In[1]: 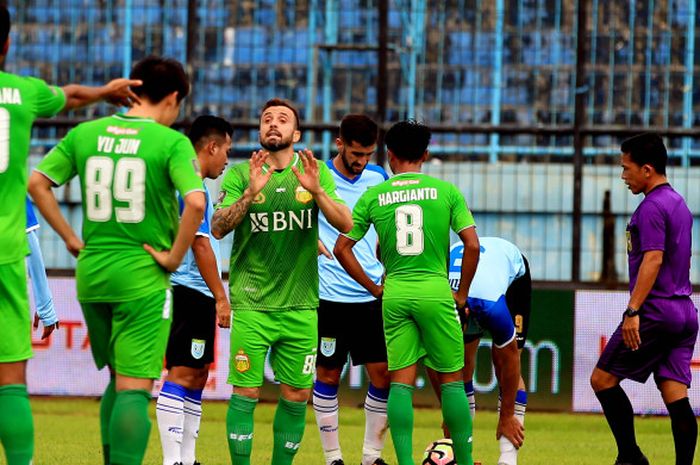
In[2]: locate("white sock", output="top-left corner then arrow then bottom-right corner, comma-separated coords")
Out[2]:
362,384 -> 389,465
181,388 -> 203,465
156,381 -> 186,465
465,380 -> 476,418
497,389 -> 527,465
313,380 -> 342,465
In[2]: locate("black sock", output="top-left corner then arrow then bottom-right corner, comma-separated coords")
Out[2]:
666,397 -> 697,465
595,385 -> 642,461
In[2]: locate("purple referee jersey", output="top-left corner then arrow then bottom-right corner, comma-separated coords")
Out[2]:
599,183 -> 698,386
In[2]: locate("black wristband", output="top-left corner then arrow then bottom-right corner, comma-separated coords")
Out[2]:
624,306 -> 639,317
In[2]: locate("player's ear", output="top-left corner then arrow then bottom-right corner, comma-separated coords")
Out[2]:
292,129 -> 301,143
335,137 -> 343,153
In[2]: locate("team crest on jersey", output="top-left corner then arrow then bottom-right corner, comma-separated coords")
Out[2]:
235,349 -> 251,372
320,337 -> 336,357
253,192 -> 266,204
295,186 -> 313,204
191,339 -> 206,360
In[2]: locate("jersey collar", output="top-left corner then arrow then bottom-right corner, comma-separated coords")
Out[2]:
327,158 -> 362,185
111,113 -> 156,123
262,152 -> 299,174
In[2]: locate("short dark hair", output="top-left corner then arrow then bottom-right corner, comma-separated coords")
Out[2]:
339,114 -> 378,147
0,6 -> 10,51
385,120 -> 431,162
129,56 -> 190,104
620,133 -> 667,175
260,98 -> 300,129
188,115 -> 233,150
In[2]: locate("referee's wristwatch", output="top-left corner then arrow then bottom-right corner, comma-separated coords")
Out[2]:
624,306 -> 639,318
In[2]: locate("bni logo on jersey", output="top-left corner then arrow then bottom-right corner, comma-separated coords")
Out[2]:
249,209 -> 313,233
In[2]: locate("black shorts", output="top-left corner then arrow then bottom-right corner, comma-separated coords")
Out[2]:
165,285 -> 217,369
505,255 -> 532,349
464,255 -> 532,349
317,299 -> 387,368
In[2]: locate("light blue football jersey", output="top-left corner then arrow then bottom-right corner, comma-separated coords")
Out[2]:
26,196 -> 39,232
448,236 -> 525,302
171,186 -> 222,298
318,160 -> 388,302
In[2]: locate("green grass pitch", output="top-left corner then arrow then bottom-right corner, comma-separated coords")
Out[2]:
12,397 -> 695,464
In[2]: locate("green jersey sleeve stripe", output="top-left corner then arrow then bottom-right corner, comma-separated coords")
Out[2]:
455,224 -> 476,234
181,187 -> 205,197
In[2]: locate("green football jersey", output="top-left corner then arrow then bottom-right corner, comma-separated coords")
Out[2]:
346,172 -> 475,300
35,114 -> 203,302
0,72 -> 65,264
218,153 -> 344,311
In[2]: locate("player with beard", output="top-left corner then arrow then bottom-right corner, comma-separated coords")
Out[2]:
212,98 -> 352,465
313,115 -> 391,465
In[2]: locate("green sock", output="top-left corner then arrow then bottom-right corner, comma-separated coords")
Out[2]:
109,389 -> 152,465
441,382 -> 473,465
387,383 -> 415,465
271,397 -> 307,465
99,377 -> 116,465
0,385 -> 33,465
227,394 -> 258,465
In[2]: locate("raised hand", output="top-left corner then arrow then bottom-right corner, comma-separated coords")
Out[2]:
291,148 -> 322,195
103,78 -> 143,107
249,150 -> 273,196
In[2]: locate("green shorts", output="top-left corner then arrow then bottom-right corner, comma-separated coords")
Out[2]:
383,298 -> 464,372
0,259 -> 31,363
80,288 -> 172,379
229,309 -> 317,389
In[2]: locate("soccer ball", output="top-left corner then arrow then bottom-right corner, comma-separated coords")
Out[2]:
421,438 -> 456,465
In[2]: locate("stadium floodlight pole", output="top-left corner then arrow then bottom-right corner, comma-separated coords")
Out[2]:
376,0 -> 388,166
571,0 -> 589,283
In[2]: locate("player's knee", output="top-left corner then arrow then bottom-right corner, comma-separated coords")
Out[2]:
233,386 -> 260,400
280,384 -> 311,403
314,366 -> 342,385
590,368 -> 616,392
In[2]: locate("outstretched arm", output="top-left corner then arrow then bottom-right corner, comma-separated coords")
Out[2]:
62,78 -> 143,110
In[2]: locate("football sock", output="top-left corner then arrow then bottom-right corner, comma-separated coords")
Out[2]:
362,383 -> 390,465
313,380 -> 342,465
156,381 -> 186,465
464,380 -> 476,418
182,388 -> 203,465
595,385 -> 643,461
497,389 -> 527,465
109,389 -> 152,465
0,384 -> 33,465
227,393 -> 257,465
387,382 -> 415,465
100,377 -> 117,465
666,397 -> 697,465
441,382 -> 474,465
271,397 -> 308,465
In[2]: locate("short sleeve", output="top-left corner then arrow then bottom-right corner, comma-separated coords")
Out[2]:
636,201 -> 666,252
168,136 -> 204,197
450,185 -> 476,233
319,162 -> 345,205
344,190 -> 372,242
217,163 -> 246,209
34,129 -> 78,186
28,77 -> 66,117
